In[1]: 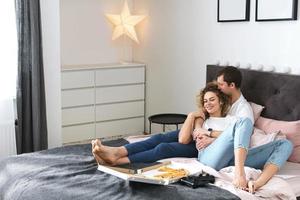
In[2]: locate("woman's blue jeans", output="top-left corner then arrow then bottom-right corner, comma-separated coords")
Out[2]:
124,130 -> 198,163
198,118 -> 293,171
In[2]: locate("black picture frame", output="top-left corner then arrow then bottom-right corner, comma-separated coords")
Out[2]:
217,0 -> 250,22
256,0 -> 298,21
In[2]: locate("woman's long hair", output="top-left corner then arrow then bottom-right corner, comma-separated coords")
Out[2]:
196,82 -> 231,119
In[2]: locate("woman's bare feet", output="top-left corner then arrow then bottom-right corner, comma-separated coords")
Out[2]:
247,179 -> 263,194
91,139 -> 123,165
247,180 -> 257,194
233,173 -> 247,190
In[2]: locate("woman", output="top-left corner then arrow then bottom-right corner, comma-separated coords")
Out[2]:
92,82 -> 293,193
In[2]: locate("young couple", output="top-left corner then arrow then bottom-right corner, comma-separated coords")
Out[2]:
92,66 -> 293,194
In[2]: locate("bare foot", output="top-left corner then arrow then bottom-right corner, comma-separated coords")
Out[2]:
92,152 -> 107,165
91,139 -> 121,165
233,173 -> 247,190
91,140 -> 107,165
247,180 -> 256,194
247,180 -> 262,194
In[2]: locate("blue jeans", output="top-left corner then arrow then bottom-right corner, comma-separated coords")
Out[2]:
233,139 -> 293,170
124,130 -> 198,163
198,118 -> 293,171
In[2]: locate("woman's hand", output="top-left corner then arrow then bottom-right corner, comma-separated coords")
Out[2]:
195,135 -> 215,150
192,128 -> 208,140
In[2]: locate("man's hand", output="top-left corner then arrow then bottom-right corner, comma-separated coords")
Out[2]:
195,135 -> 215,150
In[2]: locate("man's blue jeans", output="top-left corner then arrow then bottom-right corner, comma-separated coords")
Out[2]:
198,118 -> 293,170
124,130 -> 198,163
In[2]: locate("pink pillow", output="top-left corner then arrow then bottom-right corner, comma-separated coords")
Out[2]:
255,116 -> 300,163
249,102 -> 264,122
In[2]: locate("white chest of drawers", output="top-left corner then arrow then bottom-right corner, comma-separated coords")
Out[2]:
61,63 -> 145,143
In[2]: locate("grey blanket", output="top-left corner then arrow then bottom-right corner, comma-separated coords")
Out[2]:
0,139 -> 240,200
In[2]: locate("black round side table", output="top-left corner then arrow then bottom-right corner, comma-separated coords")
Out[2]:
148,113 -> 187,134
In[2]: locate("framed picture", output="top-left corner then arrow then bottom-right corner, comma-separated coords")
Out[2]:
217,0 -> 250,22
256,0 -> 298,21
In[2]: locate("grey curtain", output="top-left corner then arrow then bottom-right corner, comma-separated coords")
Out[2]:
15,0 -> 48,154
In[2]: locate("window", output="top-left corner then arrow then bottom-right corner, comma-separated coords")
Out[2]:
0,1 -> 17,157
0,1 -> 17,100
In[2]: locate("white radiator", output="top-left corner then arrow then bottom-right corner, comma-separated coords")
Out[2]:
0,99 -> 17,158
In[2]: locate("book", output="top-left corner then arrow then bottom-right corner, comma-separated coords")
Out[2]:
106,161 -> 171,174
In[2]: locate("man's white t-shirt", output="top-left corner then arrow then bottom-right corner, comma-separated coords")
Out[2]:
202,115 -> 238,131
228,94 -> 254,124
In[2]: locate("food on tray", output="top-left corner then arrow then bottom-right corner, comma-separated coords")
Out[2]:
154,166 -> 189,179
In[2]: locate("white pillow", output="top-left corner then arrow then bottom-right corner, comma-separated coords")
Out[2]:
249,102 -> 264,122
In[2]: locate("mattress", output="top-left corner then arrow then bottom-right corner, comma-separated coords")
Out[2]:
277,162 -> 300,197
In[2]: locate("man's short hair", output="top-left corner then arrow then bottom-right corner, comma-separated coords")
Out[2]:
216,66 -> 242,88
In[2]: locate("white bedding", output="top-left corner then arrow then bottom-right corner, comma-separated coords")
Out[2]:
277,162 -> 300,197
126,135 -> 300,199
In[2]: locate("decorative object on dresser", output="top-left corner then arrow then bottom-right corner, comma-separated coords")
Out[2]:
61,63 -> 145,144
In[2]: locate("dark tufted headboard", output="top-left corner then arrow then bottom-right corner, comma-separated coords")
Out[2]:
206,65 -> 300,121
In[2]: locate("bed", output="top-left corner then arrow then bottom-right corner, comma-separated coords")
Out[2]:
0,64 -> 299,200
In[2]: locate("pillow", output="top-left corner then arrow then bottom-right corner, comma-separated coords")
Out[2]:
255,116 -> 300,163
249,102 -> 264,122
250,127 -> 286,148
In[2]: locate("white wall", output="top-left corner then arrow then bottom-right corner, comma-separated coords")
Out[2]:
59,0 -> 300,133
133,0 -> 300,131
133,0 -> 203,116
40,0 -> 62,148
60,0 -> 133,65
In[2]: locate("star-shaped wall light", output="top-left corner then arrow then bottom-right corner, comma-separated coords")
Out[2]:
105,0 -> 146,44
